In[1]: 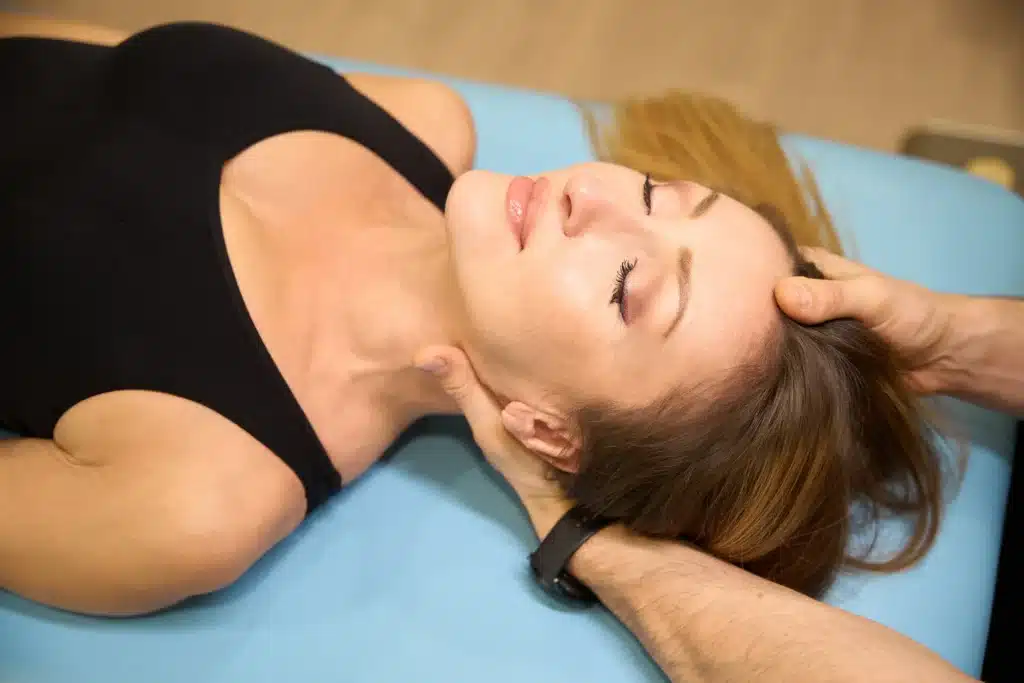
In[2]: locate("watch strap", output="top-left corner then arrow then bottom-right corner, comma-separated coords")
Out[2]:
529,504 -> 613,605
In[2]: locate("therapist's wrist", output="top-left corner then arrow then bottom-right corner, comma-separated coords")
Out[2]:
519,493 -> 653,581
518,492 -> 575,540
929,293 -> 985,396
519,492 -> 669,599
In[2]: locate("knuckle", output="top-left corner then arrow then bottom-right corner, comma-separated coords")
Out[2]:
822,293 -> 846,318
442,381 -> 465,400
817,281 -> 845,312
440,373 -> 469,399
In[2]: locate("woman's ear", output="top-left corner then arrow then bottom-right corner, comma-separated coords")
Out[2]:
500,401 -> 581,473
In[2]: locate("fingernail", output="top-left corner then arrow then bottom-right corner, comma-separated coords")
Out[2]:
417,358 -> 447,376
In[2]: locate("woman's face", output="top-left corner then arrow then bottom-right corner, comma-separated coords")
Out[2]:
443,162 -> 794,415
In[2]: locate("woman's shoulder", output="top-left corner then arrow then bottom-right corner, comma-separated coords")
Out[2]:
0,12 -> 125,45
344,73 -> 477,177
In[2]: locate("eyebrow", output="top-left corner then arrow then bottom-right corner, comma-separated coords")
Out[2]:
656,186 -> 718,339
691,190 -> 721,218
663,247 -> 693,339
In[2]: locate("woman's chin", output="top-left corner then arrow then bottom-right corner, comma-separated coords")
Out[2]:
445,171 -> 520,258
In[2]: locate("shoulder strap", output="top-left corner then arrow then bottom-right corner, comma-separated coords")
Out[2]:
109,21 -> 455,212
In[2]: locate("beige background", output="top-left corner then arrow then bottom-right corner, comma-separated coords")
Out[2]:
11,0 -> 1024,152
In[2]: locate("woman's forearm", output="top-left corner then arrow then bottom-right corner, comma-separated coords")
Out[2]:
559,523 -> 975,683
943,295 -> 1024,417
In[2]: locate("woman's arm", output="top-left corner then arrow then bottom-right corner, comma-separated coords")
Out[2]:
343,73 -> 477,176
0,12 -> 126,45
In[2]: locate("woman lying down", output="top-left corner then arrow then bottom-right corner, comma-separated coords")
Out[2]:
0,16 -> 956,616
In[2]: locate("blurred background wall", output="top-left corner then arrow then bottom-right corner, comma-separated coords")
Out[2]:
10,0 -> 1024,153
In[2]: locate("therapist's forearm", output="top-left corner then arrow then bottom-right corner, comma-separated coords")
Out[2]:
551,522 -> 975,683
942,295 -> 1024,417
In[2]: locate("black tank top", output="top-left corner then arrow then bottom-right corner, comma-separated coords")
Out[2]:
0,22 -> 455,513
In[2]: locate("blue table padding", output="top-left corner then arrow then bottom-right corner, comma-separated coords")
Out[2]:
1,55 -> 1022,683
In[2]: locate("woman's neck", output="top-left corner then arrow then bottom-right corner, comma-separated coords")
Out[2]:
314,216 -> 466,425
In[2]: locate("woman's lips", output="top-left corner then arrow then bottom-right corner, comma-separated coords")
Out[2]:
507,176 -> 550,250
506,176 -> 535,249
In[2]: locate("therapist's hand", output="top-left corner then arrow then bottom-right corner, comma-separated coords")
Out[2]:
415,346 -> 573,537
774,247 -> 965,394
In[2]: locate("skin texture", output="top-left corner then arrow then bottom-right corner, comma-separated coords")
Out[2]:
417,248 -> 1024,683
4,13 -> 1010,683
418,329 -> 987,683
0,14 -> 476,615
444,164 -> 794,470
777,248 -> 1024,417
0,13 -> 790,621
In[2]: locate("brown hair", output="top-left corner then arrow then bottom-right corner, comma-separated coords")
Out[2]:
570,92 -> 961,597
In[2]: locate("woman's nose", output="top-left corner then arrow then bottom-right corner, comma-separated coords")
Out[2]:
561,174 -> 621,238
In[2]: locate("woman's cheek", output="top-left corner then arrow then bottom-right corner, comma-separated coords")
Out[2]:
545,265 -> 603,325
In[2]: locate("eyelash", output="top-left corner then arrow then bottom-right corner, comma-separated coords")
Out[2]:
610,258 -> 638,321
642,173 -> 654,215
607,175 -> 653,323
606,172 -> 655,321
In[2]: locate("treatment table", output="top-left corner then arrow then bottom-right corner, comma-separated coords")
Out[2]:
1,54 -> 1022,683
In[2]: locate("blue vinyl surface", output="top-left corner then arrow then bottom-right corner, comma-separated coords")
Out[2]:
1,55 -> 1022,682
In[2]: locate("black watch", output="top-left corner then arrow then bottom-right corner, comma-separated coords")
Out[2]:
529,504 -> 613,605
